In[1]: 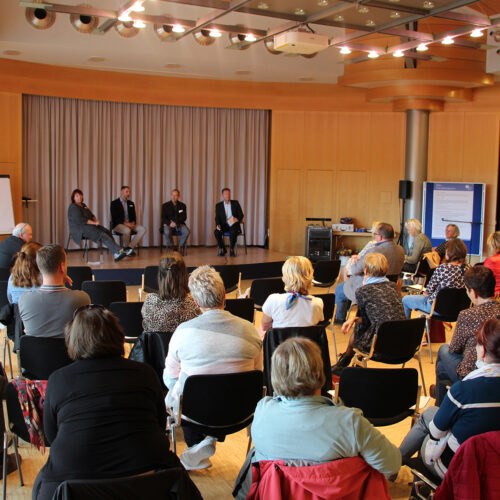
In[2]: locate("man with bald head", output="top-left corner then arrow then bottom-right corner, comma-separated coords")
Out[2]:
0,222 -> 33,268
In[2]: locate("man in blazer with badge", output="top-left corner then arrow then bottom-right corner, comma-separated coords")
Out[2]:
110,186 -> 146,252
214,188 -> 244,257
161,189 -> 190,254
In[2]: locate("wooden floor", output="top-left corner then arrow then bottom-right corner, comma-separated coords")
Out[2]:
1,277 -> 442,499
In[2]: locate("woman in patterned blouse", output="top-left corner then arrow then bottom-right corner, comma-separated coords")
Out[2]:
141,252 -> 199,332
402,238 -> 468,319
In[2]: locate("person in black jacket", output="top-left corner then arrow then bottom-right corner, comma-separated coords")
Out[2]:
0,223 -> 33,268
214,188 -> 244,257
110,186 -> 146,252
32,305 -> 180,500
161,189 -> 190,254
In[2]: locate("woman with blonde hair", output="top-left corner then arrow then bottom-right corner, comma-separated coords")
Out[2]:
7,241 -> 42,304
484,231 -> 500,296
260,256 -> 323,335
402,218 -> 431,273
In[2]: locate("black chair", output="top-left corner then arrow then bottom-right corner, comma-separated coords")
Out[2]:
19,336 -> 73,380
169,371 -> 264,455
224,298 -> 255,323
312,260 -> 341,293
404,258 -> 436,294
0,281 -> 14,378
0,268 -> 10,281
66,266 -> 93,291
335,367 -> 421,426
65,235 -> 103,263
351,318 -> 428,395
139,266 -> 159,300
386,274 -> 399,284
214,264 -> 240,295
111,222 -> 140,256
313,293 -> 337,362
109,301 -> 143,343
52,467 -> 203,500
217,222 -> 248,256
81,280 -> 126,308
263,326 -> 332,396
249,277 -> 285,309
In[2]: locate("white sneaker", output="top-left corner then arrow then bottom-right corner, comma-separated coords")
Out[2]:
180,436 -> 216,470
180,457 -> 212,471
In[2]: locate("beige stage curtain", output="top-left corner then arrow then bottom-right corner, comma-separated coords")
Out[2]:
22,95 -> 269,247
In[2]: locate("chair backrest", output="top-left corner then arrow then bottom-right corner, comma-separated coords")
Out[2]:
182,371 -> 263,428
263,326 -> 332,396
0,279 -> 8,308
313,293 -> 335,325
143,266 -> 159,293
19,336 -> 73,380
224,298 -> 255,323
371,318 -> 426,364
386,274 -> 399,284
109,301 -> 144,339
81,280 -> 127,308
249,278 -> 285,307
338,367 -> 418,426
0,267 -> 11,281
67,266 -> 93,291
213,264 -> 240,293
313,260 -> 341,286
434,287 -> 471,321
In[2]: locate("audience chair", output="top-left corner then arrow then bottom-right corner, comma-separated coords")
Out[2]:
334,367 -> 421,427
139,266 -> 159,301
218,222 -> 247,256
213,265 -> 241,296
109,301 -> 143,343
351,318 -> 428,396
52,467 -> 203,500
65,235 -> 103,263
0,281 -> 14,379
224,298 -> 255,323
66,266 -> 93,291
420,288 -> 471,364
313,293 -> 337,362
263,326 -> 332,397
159,227 -> 187,255
81,280 -> 126,308
168,371 -> 264,455
0,268 -> 10,281
19,336 -> 73,380
403,258 -> 435,294
312,260 -> 341,293
249,277 -> 285,310
111,222 -> 140,256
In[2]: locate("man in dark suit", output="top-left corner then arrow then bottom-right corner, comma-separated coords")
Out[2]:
110,186 -> 146,252
161,189 -> 190,254
214,188 -> 244,257
0,222 -> 33,268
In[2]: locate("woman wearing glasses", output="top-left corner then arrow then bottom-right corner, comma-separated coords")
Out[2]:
33,305 -> 180,500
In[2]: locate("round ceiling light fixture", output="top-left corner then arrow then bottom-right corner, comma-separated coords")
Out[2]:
114,20 -> 139,38
25,3 -> 56,30
193,29 -> 217,46
70,5 -> 99,34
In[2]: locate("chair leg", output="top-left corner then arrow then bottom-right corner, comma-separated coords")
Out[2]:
167,416 -> 176,455
330,324 -> 338,363
83,239 -> 89,263
2,432 -> 7,500
243,230 -> 248,255
3,337 -> 13,380
416,352 -> 428,396
12,435 -> 23,486
246,426 -> 252,455
425,318 -> 434,364
65,235 -> 71,253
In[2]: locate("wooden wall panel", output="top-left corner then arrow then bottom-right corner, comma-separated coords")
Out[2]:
305,170 -> 335,219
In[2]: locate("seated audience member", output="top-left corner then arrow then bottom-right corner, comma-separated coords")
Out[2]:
18,244 -> 90,338
399,318 -> 500,479
433,266 -> 500,405
33,306 -> 179,500
434,224 -> 460,261
343,220 -> 380,280
402,238 -> 468,319
402,218 -> 432,273
335,222 -> 404,322
0,223 -> 33,268
235,337 -> 401,498
7,241 -> 42,304
484,231 -> 500,296
332,253 -> 406,375
141,251 -> 199,333
163,265 -> 262,470
260,256 -> 323,337
67,189 -> 130,262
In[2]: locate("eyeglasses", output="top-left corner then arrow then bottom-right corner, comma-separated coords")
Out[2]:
373,232 -> 381,236
73,303 -> 105,319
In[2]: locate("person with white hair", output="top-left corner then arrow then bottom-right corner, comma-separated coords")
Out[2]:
163,265 -> 262,471
402,218 -> 431,273
0,222 -> 33,268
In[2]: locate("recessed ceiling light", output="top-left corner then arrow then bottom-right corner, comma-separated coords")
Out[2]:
389,0 -> 400,3
299,76 -> 315,81
235,70 -> 252,75
294,8 -> 306,16
393,50 -> 404,57
334,15 -> 344,22
257,2 -> 269,9
317,0 -> 329,6
165,63 -> 182,69
340,46 -> 351,54
416,43 -> 428,51
366,20 -> 376,27
423,1 -> 435,9
470,29 -> 484,38
133,19 -> 146,28
245,33 -> 257,42
390,11 -> 400,18
172,24 -> 185,33
3,50 -> 21,56
88,56 -> 106,62
368,51 -> 379,58
442,36 -> 454,45
358,6 -> 369,13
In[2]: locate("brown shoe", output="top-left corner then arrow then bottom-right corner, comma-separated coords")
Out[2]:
429,384 -> 436,399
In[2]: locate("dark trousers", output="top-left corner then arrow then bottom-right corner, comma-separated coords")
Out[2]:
214,223 -> 240,250
182,425 -> 205,448
81,225 -> 121,255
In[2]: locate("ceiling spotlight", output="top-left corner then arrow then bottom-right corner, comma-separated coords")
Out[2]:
118,12 -> 131,22
70,4 -> 99,34
257,2 -> 269,9
416,43 -> 428,51
131,1 -> 144,12
209,29 -> 222,37
368,51 -> 379,58
3,50 -> 22,56
133,19 -> 146,28
423,0 -> 435,9
294,8 -> 306,15
393,50 -> 404,57
340,46 -> 351,54
442,36 -> 454,45
366,20 -> 376,27
172,24 -> 185,33
317,0 -> 329,6
193,29 -> 216,45
390,11 -> 400,18
115,21 -> 139,38
25,6 -> 56,30
358,6 -> 369,13
334,15 -> 344,22
470,28 -> 484,38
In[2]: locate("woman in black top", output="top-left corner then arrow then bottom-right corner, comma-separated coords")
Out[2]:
33,305 -> 179,500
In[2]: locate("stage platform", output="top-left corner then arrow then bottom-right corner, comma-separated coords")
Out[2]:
67,246 -> 290,285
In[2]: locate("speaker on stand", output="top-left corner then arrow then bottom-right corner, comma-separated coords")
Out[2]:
398,180 -> 412,248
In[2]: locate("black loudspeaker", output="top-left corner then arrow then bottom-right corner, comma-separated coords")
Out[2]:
399,180 -> 412,200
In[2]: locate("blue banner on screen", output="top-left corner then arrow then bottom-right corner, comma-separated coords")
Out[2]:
422,182 -> 485,256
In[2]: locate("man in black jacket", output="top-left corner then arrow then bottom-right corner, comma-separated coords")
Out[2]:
110,186 -> 146,252
214,188 -> 244,257
0,222 -> 33,268
161,189 -> 190,254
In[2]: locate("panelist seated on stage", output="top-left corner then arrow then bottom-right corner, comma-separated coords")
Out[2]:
214,188 -> 244,257
110,185 -> 146,253
161,189 -> 190,253
68,189 -> 131,262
